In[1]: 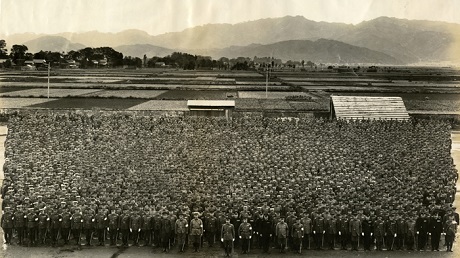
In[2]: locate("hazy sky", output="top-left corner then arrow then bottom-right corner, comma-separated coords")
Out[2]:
1,0 -> 459,36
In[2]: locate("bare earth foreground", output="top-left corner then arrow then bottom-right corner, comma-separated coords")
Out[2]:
0,126 -> 458,257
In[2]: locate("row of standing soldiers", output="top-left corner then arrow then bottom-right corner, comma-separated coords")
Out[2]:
2,206 -> 459,253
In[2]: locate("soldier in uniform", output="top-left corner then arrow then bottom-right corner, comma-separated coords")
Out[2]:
107,209 -> 119,246
221,218 -> 235,257
119,209 -> 131,247
337,214 -> 350,250
259,212 -> 272,253
61,208 -> 72,245
312,213 -> 325,250
361,216 -> 373,251
159,211 -> 172,252
95,210 -> 108,246
325,213 -> 336,250
349,214 -> 361,251
153,211 -> 162,247
291,217 -> 304,253
275,217 -> 289,253
82,209 -> 94,246
141,210 -> 153,246
49,208 -> 62,246
416,212 -> 430,251
13,205 -> 26,245
175,213 -> 188,252
71,209 -> 83,245
374,216 -> 385,251
26,207 -> 38,246
238,217 -> 252,254
37,208 -> 49,245
444,216 -> 457,252
395,214 -> 405,250
429,213 -> 443,251
405,216 -> 416,250
1,207 -> 14,244
300,213 -> 312,250
205,212 -> 218,247
385,215 -> 397,251
190,212 -> 203,252
130,211 -> 142,246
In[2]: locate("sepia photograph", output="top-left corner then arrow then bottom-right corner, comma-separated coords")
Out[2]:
0,0 -> 459,257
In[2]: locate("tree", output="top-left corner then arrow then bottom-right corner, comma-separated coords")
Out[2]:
10,44 -> 28,62
0,39 -> 8,58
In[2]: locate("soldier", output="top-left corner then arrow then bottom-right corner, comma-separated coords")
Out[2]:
119,209 -> 131,247
291,217 -> 304,254
374,216 -> 385,251
190,212 -> 203,252
385,215 -> 397,251
107,209 -> 119,246
300,213 -> 312,250
337,214 -> 350,250
61,208 -> 72,245
153,211 -> 162,248
416,212 -> 430,251
95,210 -> 108,246
130,211 -> 142,246
429,213 -> 443,251
221,218 -> 235,257
1,207 -> 14,244
82,210 -> 94,246
349,214 -> 361,251
395,214 -> 405,250
405,216 -> 416,250
275,217 -> 289,253
259,212 -> 272,253
26,207 -> 38,246
312,213 -> 325,250
141,210 -> 153,246
49,208 -> 62,246
238,217 -> 252,254
324,213 -> 336,250
37,208 -> 49,245
231,211 -> 241,248
13,205 -> 26,245
71,209 -> 83,245
205,212 -> 218,247
362,216 -> 373,251
444,216 -> 457,252
175,213 -> 188,252
159,211 -> 172,252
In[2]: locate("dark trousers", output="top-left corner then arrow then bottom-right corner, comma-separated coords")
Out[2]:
405,234 -> 415,250
261,235 -> 270,252
97,229 -> 105,245
302,234 -> 310,249
61,228 -> 70,244
142,229 -> 151,245
207,231 -> 216,247
278,237 -> 286,251
3,228 -> 13,244
326,233 -> 334,249
154,230 -> 160,246
16,227 -> 25,244
72,229 -> 81,244
121,229 -> 129,246
385,235 -> 395,250
241,238 -> 250,252
224,240 -> 232,255
38,228 -> 47,244
177,233 -> 186,251
50,228 -> 59,244
351,235 -> 359,250
431,233 -> 441,250
341,233 -> 349,249
314,232 -> 323,249
375,236 -> 384,250
84,229 -> 92,245
396,233 -> 404,250
363,234 -> 371,250
445,235 -> 454,251
418,232 -> 427,250
109,228 -> 118,245
293,237 -> 302,252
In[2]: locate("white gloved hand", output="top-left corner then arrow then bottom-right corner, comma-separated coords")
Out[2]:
339,231 -> 341,236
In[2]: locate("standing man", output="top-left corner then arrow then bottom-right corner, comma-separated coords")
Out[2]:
337,214 -> 350,250
119,210 -> 131,247
259,212 -> 272,253
416,212 -> 430,251
26,208 -> 38,246
374,216 -> 385,251
221,218 -> 235,257
13,205 -> 26,245
349,214 -> 361,251
444,216 -> 457,252
238,217 -> 252,254
175,213 -> 188,252
325,214 -> 337,250
141,209 -> 153,246
82,210 -> 94,246
361,216 -> 373,251
130,211 -> 142,246
49,208 -> 62,246
276,217 -> 289,253
385,215 -> 397,251
405,216 -> 416,251
37,208 -> 49,245
1,207 -> 14,244
159,211 -> 172,252
61,208 -> 72,245
71,208 -> 83,245
190,212 -> 203,252
291,216 -> 304,254
313,213 -> 325,250
429,213 -> 443,251
95,210 -> 108,246
205,212 -> 218,247
107,209 -> 119,246
300,213 -> 312,250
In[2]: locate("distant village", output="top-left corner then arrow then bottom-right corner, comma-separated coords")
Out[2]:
0,40 -> 380,72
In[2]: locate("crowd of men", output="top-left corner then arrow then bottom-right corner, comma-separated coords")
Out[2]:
1,111 -> 458,254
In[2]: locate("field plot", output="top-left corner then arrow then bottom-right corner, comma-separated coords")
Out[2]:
128,100 -> 188,111
235,99 -> 263,110
0,88 -> 102,97
86,90 -> 168,99
260,99 -> 294,110
156,90 -> 234,100
238,91 -> 314,99
29,98 -> 147,109
0,98 -> 58,108
0,87 -> 33,93
288,101 -> 330,111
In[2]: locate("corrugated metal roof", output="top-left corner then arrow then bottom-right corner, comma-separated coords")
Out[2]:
331,96 -> 409,120
187,100 -> 235,107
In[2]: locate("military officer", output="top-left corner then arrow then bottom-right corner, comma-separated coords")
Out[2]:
82,210 -> 95,246
175,213 -> 188,252
238,217 -> 252,254
61,208 -> 72,245
1,207 -> 14,244
71,209 -> 83,245
291,217 -> 304,253
190,212 -> 203,252
95,210 -> 108,246
429,213 -> 443,251
107,209 -> 119,246
130,211 -> 142,246
221,218 -> 235,257
119,210 -> 131,247
349,214 -> 361,251
13,205 -> 26,245
205,212 -> 218,247
276,217 -> 289,253
49,208 -> 62,246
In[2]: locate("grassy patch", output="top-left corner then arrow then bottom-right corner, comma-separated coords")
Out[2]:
29,98 -> 148,109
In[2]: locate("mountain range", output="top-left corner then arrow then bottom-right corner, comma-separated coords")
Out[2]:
2,16 -> 460,64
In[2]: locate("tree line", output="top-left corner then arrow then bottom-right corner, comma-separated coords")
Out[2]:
0,39 -> 316,70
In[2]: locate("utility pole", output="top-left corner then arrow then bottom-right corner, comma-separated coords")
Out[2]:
47,62 -> 50,98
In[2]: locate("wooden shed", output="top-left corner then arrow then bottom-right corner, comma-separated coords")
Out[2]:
330,96 -> 410,120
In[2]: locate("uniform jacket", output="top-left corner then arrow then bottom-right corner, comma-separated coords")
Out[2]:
238,222 -> 252,239
276,221 -> 289,238
349,219 -> 361,237
175,218 -> 188,235
190,218 -> 203,236
221,223 -> 235,241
